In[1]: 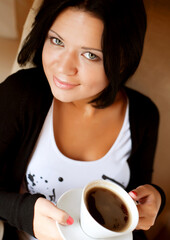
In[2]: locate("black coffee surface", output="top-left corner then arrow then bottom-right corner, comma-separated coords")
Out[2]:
86,187 -> 129,231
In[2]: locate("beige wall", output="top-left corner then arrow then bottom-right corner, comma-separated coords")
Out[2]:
127,0 -> 170,238
15,0 -> 34,38
0,0 -> 33,81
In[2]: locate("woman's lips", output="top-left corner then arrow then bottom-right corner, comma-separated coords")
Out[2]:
53,76 -> 79,90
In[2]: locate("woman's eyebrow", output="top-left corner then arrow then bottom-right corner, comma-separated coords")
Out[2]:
81,47 -> 102,53
49,29 -> 64,40
49,29 -> 102,53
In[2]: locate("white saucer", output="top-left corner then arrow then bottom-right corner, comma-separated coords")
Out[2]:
56,188 -> 133,240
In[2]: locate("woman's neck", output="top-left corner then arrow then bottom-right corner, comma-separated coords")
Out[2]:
53,90 -> 127,119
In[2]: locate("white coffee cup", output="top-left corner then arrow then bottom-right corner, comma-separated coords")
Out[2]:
80,180 -> 139,238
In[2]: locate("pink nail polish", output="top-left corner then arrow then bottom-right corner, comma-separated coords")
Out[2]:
67,216 -> 74,225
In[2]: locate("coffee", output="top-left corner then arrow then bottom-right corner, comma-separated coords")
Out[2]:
85,187 -> 129,232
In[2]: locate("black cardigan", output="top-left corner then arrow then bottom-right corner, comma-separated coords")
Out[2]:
0,67 -> 165,239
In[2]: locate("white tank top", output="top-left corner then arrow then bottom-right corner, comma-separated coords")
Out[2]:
20,101 -> 131,240
25,100 -> 131,201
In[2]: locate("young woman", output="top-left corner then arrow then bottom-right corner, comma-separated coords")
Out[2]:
0,0 -> 166,239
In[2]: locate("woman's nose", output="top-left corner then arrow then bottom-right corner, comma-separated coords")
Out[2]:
57,51 -> 78,76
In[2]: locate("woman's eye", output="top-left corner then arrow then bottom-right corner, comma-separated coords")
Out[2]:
83,52 -> 99,61
50,37 -> 64,46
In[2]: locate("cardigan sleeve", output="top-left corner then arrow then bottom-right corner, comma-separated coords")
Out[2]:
0,192 -> 45,236
126,88 -> 166,214
126,88 -> 160,189
0,69 -> 50,236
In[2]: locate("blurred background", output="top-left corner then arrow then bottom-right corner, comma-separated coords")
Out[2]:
0,0 -> 33,80
0,0 -> 170,239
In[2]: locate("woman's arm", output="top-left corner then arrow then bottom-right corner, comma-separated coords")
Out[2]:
127,89 -> 166,230
0,73 -> 42,235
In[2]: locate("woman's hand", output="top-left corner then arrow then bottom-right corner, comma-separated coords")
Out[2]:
33,197 -> 74,240
129,184 -> 161,230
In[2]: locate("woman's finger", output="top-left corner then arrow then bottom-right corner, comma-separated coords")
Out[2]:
34,197 -> 74,225
33,197 -> 74,240
129,184 -> 162,231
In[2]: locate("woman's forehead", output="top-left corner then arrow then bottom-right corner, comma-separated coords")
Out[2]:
50,7 -> 104,49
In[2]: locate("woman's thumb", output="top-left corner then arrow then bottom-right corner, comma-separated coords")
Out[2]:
52,207 -> 74,226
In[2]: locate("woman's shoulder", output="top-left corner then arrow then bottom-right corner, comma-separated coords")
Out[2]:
124,87 -> 159,129
0,67 -> 52,104
0,67 -> 52,118
125,87 -> 159,116
1,67 -> 48,93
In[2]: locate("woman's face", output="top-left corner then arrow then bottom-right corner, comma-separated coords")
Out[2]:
42,7 -> 108,104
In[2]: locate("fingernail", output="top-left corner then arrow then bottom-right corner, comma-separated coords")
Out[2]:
67,216 -> 74,225
130,191 -> 137,197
